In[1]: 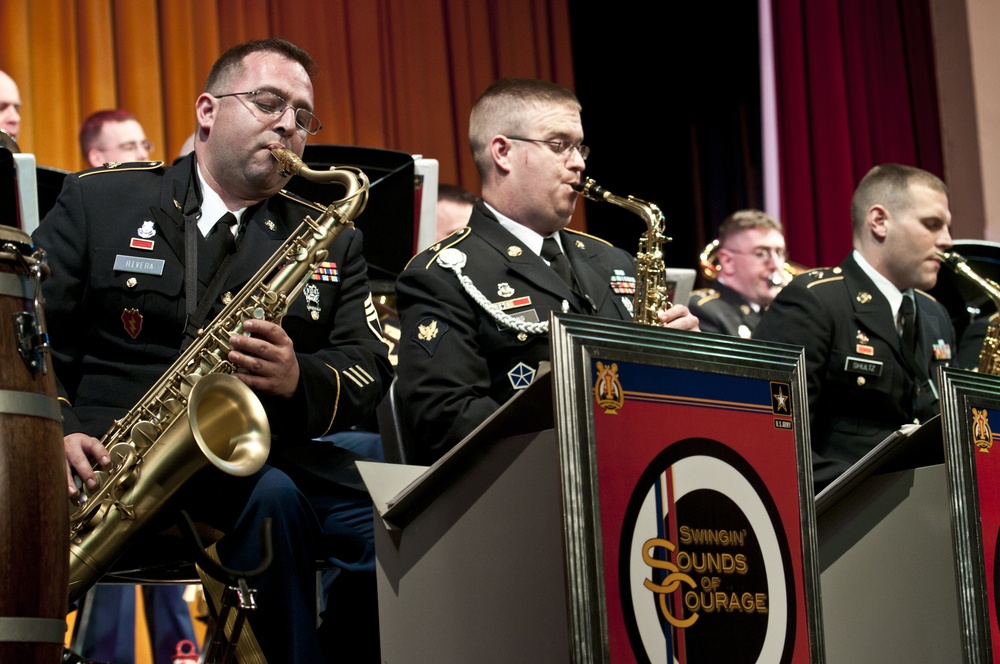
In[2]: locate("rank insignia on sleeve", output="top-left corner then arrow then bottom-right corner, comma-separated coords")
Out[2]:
610,269 -> 636,295
932,339 -> 952,360
508,362 -> 535,390
122,308 -> 143,339
311,261 -> 339,282
414,317 -> 448,356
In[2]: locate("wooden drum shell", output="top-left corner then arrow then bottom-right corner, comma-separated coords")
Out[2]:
0,228 -> 68,664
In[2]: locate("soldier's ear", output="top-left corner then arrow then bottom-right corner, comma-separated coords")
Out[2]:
867,204 -> 890,240
195,94 -> 218,134
491,136 -> 513,174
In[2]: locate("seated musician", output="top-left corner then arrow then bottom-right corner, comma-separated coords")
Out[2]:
753,164 -> 956,493
394,77 -> 699,465
689,209 -> 787,338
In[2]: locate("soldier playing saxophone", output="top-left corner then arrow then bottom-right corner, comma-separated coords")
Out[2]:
35,39 -> 391,663
394,78 -> 699,465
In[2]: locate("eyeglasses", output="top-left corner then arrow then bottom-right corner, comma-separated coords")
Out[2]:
112,140 -> 154,153
507,136 -> 589,161
215,90 -> 323,135
724,247 -> 788,262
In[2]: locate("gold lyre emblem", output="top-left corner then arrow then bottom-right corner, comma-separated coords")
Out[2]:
418,319 -> 439,341
972,408 -> 993,453
594,361 -> 624,414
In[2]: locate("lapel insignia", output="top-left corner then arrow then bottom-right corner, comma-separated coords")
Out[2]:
311,261 -> 339,282
497,282 -> 515,298
173,199 -> 183,212
495,296 -> 532,311
265,219 -> 277,231
508,362 -> 535,390
932,339 -> 952,360
856,344 -> 874,356
856,330 -> 869,344
121,308 -> 143,339
507,245 -> 522,257
575,240 -> 585,250
610,269 -> 636,294
740,304 -> 751,315
304,283 -> 321,320
856,291 -> 872,304
137,220 -> 156,239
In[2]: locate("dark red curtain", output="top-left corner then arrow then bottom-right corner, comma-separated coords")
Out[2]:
771,0 -> 943,268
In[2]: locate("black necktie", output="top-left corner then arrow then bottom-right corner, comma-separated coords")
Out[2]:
541,236 -> 575,288
899,292 -> 916,354
202,212 -> 237,274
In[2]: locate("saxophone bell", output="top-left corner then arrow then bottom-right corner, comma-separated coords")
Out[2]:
936,248 -> 1000,375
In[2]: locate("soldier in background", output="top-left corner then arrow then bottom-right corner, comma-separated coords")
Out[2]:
689,209 -> 786,338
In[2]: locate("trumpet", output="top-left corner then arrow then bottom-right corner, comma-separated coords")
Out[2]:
698,239 -> 801,287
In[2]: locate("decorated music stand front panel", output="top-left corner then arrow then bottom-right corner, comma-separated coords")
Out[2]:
549,313 -> 822,664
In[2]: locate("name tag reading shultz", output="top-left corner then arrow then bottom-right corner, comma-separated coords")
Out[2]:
114,254 -> 165,276
845,356 -> 883,377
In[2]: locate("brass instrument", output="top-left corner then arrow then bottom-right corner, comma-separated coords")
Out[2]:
938,250 -> 1000,375
698,238 -> 801,287
67,148 -> 369,602
573,178 -> 671,325
0,128 -> 19,153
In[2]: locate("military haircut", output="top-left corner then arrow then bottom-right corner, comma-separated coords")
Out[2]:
468,78 -> 580,177
850,163 -> 948,236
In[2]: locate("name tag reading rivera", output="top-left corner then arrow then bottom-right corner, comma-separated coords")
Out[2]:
114,254 -> 165,276
845,356 -> 883,377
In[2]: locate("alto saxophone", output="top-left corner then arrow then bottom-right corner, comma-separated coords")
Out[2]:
573,178 -> 672,325
67,148 -> 369,602
938,250 -> 1000,375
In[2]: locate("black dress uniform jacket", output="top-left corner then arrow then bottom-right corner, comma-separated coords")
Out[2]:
395,202 -> 636,463
753,253 -> 955,492
688,281 -> 761,338
33,154 -> 392,489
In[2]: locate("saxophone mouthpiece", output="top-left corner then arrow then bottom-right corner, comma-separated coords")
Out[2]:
270,147 -> 304,178
937,250 -> 963,268
573,178 -> 609,201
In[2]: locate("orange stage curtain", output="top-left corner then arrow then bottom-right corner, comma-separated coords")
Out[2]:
0,0 -> 575,200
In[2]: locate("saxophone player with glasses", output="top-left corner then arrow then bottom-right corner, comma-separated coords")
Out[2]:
34,39 -> 391,663
394,78 -> 699,466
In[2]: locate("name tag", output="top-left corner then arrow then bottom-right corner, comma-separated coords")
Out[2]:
498,308 -> 540,331
114,254 -> 165,276
845,356 -> 883,377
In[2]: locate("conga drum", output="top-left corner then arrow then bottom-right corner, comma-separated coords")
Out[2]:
0,227 -> 68,663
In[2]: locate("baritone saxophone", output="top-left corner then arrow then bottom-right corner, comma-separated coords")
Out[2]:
573,178 -> 672,325
937,250 -> 1000,375
67,148 -> 369,602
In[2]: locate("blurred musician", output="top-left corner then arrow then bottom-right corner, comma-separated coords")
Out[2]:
689,209 -> 786,338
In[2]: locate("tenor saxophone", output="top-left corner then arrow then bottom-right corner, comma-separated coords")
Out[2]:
67,148 -> 369,602
573,178 -> 672,325
938,250 -> 1000,375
